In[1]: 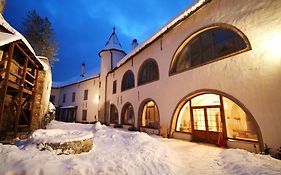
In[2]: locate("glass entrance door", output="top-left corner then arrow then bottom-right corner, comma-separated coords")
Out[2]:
192,107 -> 221,144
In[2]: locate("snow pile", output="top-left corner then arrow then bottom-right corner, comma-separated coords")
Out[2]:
29,129 -> 93,144
48,102 -> 56,112
218,149 -> 281,175
0,121 -> 280,174
0,121 -> 181,175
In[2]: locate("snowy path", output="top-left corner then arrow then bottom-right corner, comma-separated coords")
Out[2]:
160,138 -> 281,175
0,121 -> 280,175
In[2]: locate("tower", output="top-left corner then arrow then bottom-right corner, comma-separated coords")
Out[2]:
98,28 -> 126,123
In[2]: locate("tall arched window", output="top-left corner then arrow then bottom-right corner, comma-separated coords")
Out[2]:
122,103 -> 134,125
138,58 -> 159,85
121,70 -> 135,91
110,104 -> 118,124
141,100 -> 160,129
170,25 -> 250,74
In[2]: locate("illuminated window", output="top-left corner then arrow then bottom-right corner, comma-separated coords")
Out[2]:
122,103 -> 134,125
138,59 -> 159,85
141,101 -> 159,129
110,104 -> 118,124
170,26 -> 249,74
223,97 -> 258,141
176,102 -> 191,132
121,70 -> 135,91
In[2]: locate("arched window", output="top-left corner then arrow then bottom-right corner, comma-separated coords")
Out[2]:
138,59 -> 159,85
121,70 -> 135,91
122,103 -> 134,125
170,25 -> 250,74
141,100 -> 160,129
110,104 -> 118,124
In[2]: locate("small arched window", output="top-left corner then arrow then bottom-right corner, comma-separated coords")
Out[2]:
121,70 -> 135,91
110,104 -> 118,124
138,59 -> 159,85
170,25 -> 250,74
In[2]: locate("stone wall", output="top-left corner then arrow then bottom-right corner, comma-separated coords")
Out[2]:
31,57 -> 52,130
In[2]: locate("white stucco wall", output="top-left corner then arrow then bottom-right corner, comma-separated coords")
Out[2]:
56,77 -> 100,122
105,0 -> 281,152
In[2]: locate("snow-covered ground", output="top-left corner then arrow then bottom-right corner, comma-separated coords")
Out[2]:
0,121 -> 280,175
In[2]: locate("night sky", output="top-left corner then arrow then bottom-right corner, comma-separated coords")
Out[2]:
3,0 -> 195,82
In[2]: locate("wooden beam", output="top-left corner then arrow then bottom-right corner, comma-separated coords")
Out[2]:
29,68 -> 39,130
15,43 -> 39,68
0,43 -> 14,131
0,57 -> 7,66
14,56 -> 28,135
26,71 -> 35,79
0,68 -> 6,76
11,59 -> 24,69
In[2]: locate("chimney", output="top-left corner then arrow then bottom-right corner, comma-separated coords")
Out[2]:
131,39 -> 138,51
80,62 -> 86,77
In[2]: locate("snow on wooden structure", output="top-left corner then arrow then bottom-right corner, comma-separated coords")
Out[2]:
0,14 -> 51,141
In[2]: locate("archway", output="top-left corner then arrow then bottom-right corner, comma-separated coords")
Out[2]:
139,100 -> 160,131
110,104 -> 118,124
171,91 -> 262,149
121,102 -> 135,126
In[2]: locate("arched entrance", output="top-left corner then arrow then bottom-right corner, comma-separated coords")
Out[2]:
110,104 -> 118,124
173,92 -> 261,147
139,100 -> 160,129
121,102 -> 135,126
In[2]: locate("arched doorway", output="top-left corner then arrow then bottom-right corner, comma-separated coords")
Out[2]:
173,93 -> 261,146
140,100 -> 160,129
110,104 -> 118,124
121,102 -> 134,126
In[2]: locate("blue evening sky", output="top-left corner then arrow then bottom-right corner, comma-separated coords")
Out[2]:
4,0 -> 195,82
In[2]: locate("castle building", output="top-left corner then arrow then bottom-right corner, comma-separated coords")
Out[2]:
51,0 -> 281,154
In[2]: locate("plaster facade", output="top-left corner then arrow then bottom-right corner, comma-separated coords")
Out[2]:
52,0 -> 281,154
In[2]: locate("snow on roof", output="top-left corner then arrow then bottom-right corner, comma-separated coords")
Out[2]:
52,69 -> 99,88
37,56 -> 51,71
0,32 -> 21,46
117,0 -> 209,67
0,14 -> 44,69
99,27 -> 125,56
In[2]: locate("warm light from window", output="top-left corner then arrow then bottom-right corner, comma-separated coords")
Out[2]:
94,95 -> 99,104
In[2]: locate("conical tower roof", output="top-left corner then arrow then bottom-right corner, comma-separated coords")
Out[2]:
99,28 -> 125,56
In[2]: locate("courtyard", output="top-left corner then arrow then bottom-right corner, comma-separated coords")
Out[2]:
0,121 -> 280,175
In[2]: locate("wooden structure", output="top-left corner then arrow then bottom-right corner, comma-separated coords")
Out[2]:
0,27 -> 43,139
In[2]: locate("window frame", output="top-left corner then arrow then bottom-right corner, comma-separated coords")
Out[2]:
121,70 -> 135,92
113,80 -> 117,94
137,58 -> 159,86
84,89 -> 88,100
62,93 -> 66,103
169,24 -> 251,76
72,92 -> 76,102
82,109 -> 87,121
